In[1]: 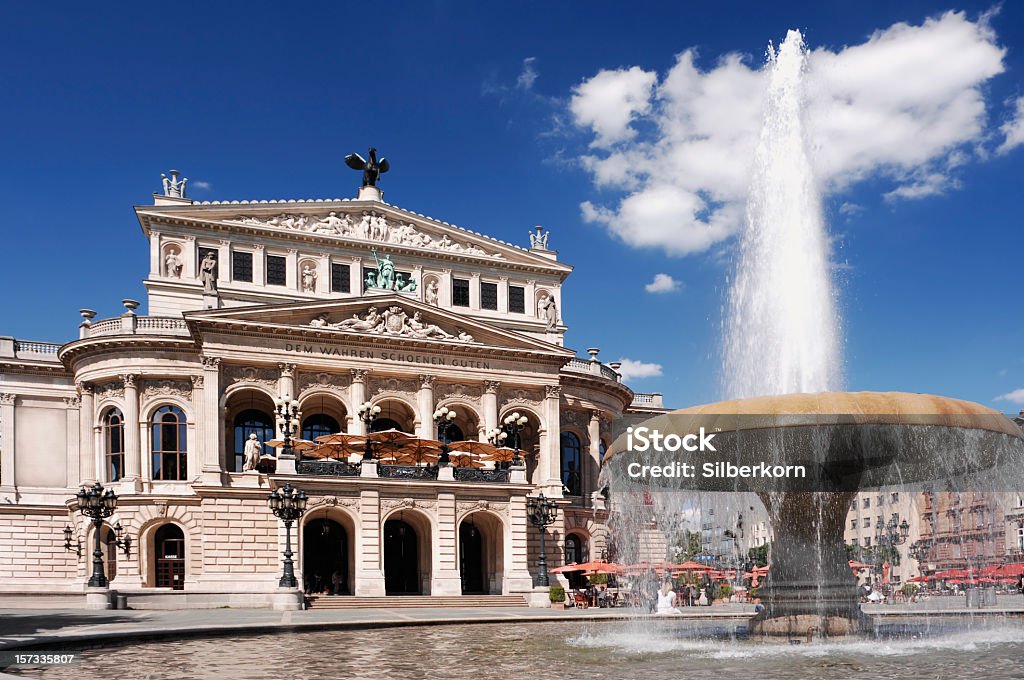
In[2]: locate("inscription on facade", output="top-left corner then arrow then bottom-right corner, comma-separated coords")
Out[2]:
282,342 -> 491,370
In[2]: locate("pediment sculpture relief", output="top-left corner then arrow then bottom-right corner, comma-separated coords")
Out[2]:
228,211 -> 496,257
307,306 -> 475,343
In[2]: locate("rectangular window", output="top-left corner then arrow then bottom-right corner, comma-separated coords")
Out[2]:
267,255 -> 287,286
851,519 -> 857,529
863,498 -> 870,509
864,517 -> 871,528
892,492 -> 900,503
1017,526 -> 1024,550
876,516 -> 883,529
331,263 -> 351,293
864,536 -> 871,547
877,495 -> 884,506
452,278 -> 470,307
508,285 -> 525,313
480,282 -> 498,310
232,251 -> 253,282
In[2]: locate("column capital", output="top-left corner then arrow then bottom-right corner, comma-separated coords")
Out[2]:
201,356 -> 221,370
76,381 -> 94,396
545,385 -> 561,399
0,393 -> 14,405
190,375 -> 204,388
590,409 -> 603,422
254,243 -> 265,251
64,395 -> 81,409
351,369 -> 369,383
119,374 -> 137,388
278,363 -> 297,378
418,375 -> 436,389
483,380 -> 501,394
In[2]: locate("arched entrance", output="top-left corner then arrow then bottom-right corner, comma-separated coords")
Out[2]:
384,519 -> 420,594
459,522 -> 484,594
303,518 -> 349,595
154,524 -> 185,590
459,512 -> 505,595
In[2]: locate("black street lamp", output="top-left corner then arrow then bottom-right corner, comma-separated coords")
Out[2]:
873,512 -> 910,580
268,483 -> 308,588
357,401 -> 381,460
63,525 -> 81,557
433,405 -> 458,465
274,394 -> 301,460
526,492 -> 558,587
74,482 -> 118,588
502,412 -> 529,466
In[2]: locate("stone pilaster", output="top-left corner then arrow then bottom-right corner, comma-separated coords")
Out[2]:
198,359 -> 223,482
587,410 -> 602,499
317,252 -> 330,294
253,244 -> 266,286
120,374 -> 141,491
506,493 -> 537,599
349,369 -> 368,435
355,488 -> 386,596
416,375 -> 435,440
218,239 -> 231,285
285,248 -> 298,290
149,231 -> 161,278
433,492 -> 462,595
64,394 -> 81,489
78,383 -> 96,485
0,393 -> 15,491
542,385 -> 562,497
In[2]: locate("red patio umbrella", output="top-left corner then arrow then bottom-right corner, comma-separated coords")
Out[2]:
550,563 -> 585,574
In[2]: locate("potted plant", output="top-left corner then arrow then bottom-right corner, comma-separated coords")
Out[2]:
549,585 -> 566,608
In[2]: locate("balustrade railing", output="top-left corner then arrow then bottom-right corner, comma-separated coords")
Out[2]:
85,316 -> 189,338
14,341 -> 60,355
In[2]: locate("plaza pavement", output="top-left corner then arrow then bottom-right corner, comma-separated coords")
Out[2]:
0,594 -> 1021,654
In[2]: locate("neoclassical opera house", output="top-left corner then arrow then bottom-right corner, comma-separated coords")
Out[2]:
0,169 -> 666,608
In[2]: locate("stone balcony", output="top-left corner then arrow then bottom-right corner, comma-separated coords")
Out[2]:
560,356 -> 621,382
630,392 -> 665,409
81,315 -> 191,339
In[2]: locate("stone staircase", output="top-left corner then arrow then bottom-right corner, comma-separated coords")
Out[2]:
306,595 -> 528,609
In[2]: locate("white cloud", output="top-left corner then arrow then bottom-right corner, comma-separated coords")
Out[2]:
997,96 -> 1024,154
644,273 -> 682,293
616,358 -> 663,380
570,66 -> 657,148
838,202 -> 863,219
517,57 -> 538,90
192,180 -> 211,190
570,11 -> 1011,256
994,388 -> 1024,405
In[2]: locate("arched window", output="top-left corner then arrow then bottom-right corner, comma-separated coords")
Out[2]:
561,431 -> 582,496
233,409 -> 274,472
437,423 -> 464,444
565,533 -> 584,565
103,408 -> 125,482
152,405 -> 187,481
371,417 -> 402,433
302,413 -> 341,442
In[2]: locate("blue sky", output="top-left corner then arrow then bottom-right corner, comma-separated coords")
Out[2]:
2,2 -> 1023,411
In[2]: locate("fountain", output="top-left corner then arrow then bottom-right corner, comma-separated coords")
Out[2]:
602,30 -> 1024,638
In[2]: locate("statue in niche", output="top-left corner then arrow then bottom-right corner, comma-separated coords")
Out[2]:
405,311 -> 453,339
425,280 -> 439,305
538,294 -> 558,329
199,252 -> 218,293
331,306 -> 381,331
242,433 -> 262,472
530,226 -> 550,249
344,147 -> 390,187
161,169 -> 188,198
370,250 -> 395,289
301,264 -> 318,292
164,248 -> 183,278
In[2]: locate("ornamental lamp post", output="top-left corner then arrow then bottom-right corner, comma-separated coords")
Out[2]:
274,394 -> 301,460
74,482 -> 120,588
268,483 -> 308,588
526,492 -> 558,587
486,427 -> 507,447
433,406 -> 458,465
873,513 -> 909,586
357,401 -> 381,460
502,412 -> 529,466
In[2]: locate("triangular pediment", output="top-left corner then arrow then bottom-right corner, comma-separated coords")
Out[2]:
184,295 -> 574,359
136,200 -> 571,273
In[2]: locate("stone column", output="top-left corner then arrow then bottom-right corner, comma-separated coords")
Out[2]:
541,385 -> 563,497
439,269 -> 453,307
433,493 -> 462,595
278,363 -> 296,399
469,272 -> 481,311
497,277 -> 509,314
121,374 -> 141,491
587,410 -> 602,500
78,383 -> 96,485
525,279 -> 537,319
349,370 -> 368,435
285,249 -> 298,290
184,235 -> 197,279
355,488 -> 386,596
416,375 -> 435,440
482,381 -> 500,441
0,393 -> 15,491
197,359 -> 223,481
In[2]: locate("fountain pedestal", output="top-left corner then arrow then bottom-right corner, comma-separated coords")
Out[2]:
750,491 -> 870,637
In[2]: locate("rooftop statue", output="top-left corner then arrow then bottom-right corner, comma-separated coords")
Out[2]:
345,147 -> 390,187
161,169 -> 188,198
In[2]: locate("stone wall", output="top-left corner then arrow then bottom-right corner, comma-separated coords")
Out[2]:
0,509 -> 80,590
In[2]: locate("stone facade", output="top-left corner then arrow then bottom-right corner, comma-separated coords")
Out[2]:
0,178 -> 665,607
